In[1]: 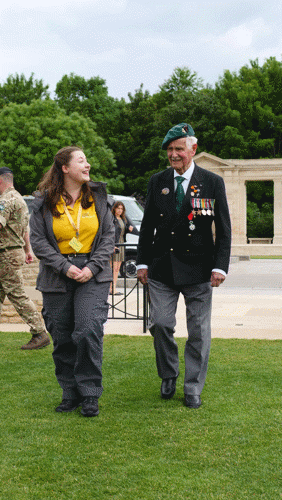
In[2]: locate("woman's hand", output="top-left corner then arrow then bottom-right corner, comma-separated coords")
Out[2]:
74,267 -> 93,283
128,225 -> 133,232
66,265 -> 82,279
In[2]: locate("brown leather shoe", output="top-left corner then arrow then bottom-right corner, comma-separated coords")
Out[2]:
21,332 -> 51,350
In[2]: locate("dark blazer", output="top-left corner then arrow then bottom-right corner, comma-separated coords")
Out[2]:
29,182 -> 115,292
136,164 -> 231,286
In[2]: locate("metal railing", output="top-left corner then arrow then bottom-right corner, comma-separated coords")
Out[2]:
108,243 -> 149,333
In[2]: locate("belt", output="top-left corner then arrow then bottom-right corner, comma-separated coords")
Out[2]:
0,245 -> 22,253
62,253 -> 91,258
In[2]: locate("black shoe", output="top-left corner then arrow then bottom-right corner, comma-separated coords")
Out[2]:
161,377 -> 177,400
184,394 -> 202,409
81,396 -> 99,417
55,398 -> 81,413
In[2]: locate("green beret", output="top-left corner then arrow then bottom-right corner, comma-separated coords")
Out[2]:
0,167 -> 13,176
161,122 -> 195,150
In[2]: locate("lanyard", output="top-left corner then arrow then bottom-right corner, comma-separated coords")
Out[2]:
63,201 -> 82,238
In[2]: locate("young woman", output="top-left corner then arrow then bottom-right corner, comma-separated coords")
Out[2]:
110,201 -> 136,295
29,146 -> 115,417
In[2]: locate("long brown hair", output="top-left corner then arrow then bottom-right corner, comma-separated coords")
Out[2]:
37,146 -> 93,216
112,201 -> 126,220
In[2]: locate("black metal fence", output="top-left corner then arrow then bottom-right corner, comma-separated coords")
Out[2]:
108,243 -> 149,333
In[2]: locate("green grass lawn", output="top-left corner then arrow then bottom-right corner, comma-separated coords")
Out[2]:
250,255 -> 282,259
0,333 -> 281,500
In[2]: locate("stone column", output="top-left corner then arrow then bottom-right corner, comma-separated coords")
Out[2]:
273,178 -> 282,244
238,179 -> 247,244
227,171 -> 246,245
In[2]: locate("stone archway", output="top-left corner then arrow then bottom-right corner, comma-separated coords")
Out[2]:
194,152 -> 282,256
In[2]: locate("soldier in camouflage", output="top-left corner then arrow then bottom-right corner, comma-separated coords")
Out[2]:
0,167 -> 50,349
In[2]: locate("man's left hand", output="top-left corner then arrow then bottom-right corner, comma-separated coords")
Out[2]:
25,251 -> 33,264
210,271 -> 225,287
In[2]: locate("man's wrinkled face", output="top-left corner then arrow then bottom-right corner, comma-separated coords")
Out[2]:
167,138 -> 197,175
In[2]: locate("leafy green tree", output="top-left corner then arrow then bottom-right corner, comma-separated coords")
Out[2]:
55,73 -> 124,147
247,201 -> 273,238
0,99 -> 123,194
215,57 -> 282,158
110,85 -> 159,193
0,73 -> 49,108
155,67 -> 204,108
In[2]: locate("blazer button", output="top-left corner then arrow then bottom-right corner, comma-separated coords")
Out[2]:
171,232 -> 174,235
170,248 -> 173,251
160,214 -> 163,217
188,234 -> 191,237
187,249 -> 190,252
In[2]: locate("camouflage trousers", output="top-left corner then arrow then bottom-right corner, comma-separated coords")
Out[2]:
0,248 -> 46,335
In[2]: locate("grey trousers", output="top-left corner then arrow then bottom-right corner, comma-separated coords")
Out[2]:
42,275 -> 110,399
148,278 -> 212,396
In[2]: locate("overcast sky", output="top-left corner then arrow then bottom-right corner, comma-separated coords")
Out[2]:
1,0 -> 282,100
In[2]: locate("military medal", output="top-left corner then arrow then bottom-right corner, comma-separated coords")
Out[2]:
202,209 -> 207,215
190,185 -> 200,197
188,211 -> 196,231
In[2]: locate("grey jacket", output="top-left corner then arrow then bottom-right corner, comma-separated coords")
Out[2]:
29,182 -> 115,292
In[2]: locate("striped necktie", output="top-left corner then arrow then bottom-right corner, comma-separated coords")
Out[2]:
175,176 -> 185,212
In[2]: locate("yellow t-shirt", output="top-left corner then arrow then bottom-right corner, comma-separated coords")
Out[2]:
53,195 -> 99,254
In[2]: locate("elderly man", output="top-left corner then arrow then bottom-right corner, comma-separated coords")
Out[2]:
137,123 -> 231,408
0,167 -> 50,349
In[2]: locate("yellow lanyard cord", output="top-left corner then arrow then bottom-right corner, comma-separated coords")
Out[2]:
63,202 -> 82,239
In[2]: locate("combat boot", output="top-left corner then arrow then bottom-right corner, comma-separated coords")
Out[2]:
21,332 -> 50,350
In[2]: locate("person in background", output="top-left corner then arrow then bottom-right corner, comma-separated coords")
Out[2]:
29,146 -> 115,417
0,167 -> 50,350
110,201 -> 138,295
137,123 -> 231,409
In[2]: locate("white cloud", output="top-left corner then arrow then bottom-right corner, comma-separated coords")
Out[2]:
0,0 -> 127,13
208,18 -> 272,53
136,37 -> 174,50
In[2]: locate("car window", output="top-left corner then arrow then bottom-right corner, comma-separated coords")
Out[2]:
121,200 -> 144,224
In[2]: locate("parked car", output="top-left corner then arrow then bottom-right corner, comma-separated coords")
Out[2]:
107,194 -> 144,278
23,195 -> 35,214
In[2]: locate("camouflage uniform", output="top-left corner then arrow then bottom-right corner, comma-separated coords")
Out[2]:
0,187 -> 50,349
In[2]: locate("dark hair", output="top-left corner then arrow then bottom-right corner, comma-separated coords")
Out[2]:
112,201 -> 126,220
37,146 -> 93,217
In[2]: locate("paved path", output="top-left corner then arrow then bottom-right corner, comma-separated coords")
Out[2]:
104,259 -> 282,339
1,259 -> 281,340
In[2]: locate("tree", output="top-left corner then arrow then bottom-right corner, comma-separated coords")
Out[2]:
215,57 -> 282,158
109,84 -> 159,194
0,99 -> 123,194
0,73 -> 49,108
55,73 -> 124,147
155,67 -> 204,107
